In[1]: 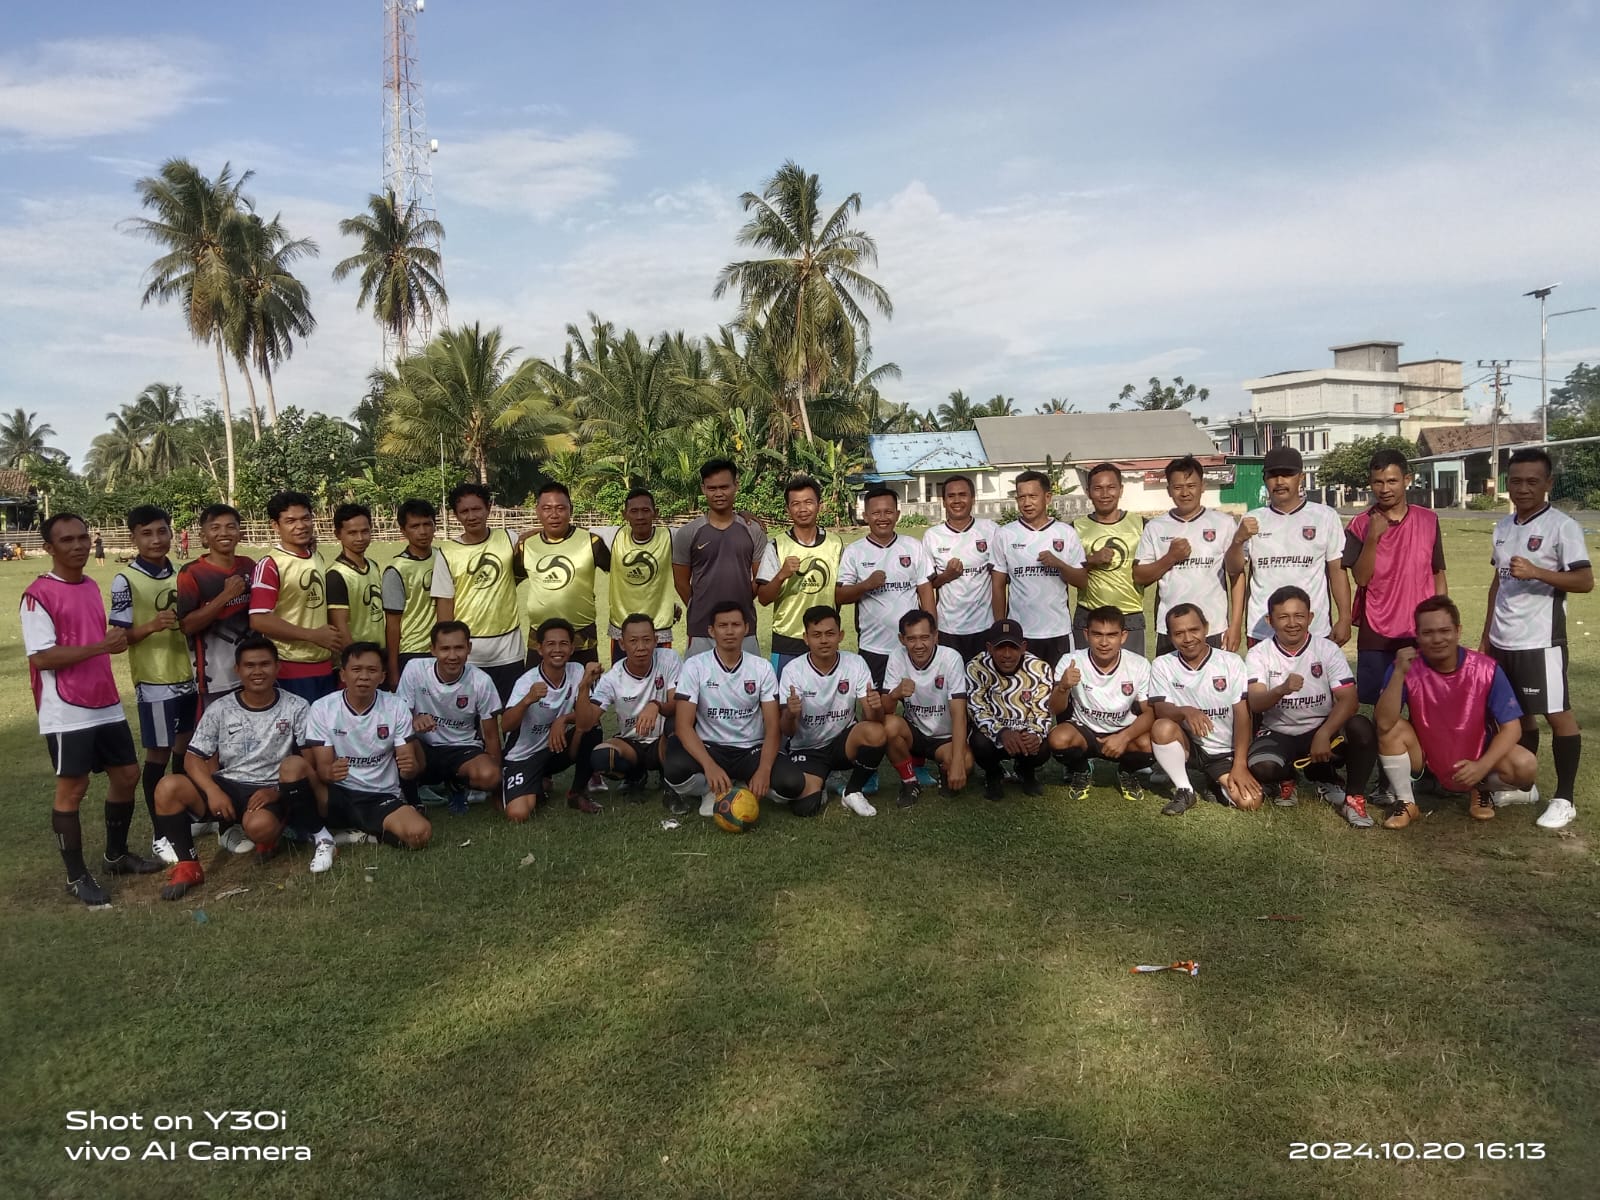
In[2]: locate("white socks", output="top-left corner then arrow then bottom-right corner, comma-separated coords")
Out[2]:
1152,741 -> 1191,791
1379,755 -> 1415,806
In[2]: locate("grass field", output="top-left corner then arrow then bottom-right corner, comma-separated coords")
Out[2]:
3,519 -> 1598,1200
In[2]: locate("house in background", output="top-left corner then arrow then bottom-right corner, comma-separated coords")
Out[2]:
0,468 -> 38,533
1411,422 -> 1542,508
861,430 -> 994,510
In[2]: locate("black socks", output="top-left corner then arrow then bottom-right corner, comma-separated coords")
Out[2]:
1553,734 -> 1581,801
52,810 -> 86,880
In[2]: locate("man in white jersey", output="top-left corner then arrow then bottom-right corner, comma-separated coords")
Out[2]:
1244,586 -> 1378,828
662,600 -> 807,817
1480,447 -> 1594,830
304,642 -> 430,869
153,635 -> 320,899
1134,455 -> 1244,655
779,605 -> 889,818
883,609 -> 973,804
1147,604 -> 1260,816
1046,606 -> 1156,803
836,488 -> 936,688
1225,446 -> 1351,647
396,621 -> 503,815
994,470 -> 1087,668
500,619 -> 604,820
924,474 -> 1001,663
576,612 -> 683,807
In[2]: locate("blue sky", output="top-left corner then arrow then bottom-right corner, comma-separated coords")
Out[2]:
3,0 -> 1599,463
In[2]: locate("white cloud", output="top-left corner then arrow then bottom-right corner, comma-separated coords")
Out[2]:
434,127 -> 633,217
0,38 -> 213,142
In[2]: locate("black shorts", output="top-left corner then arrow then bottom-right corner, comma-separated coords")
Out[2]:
417,742 -> 488,786
45,721 -> 137,778
612,737 -> 663,776
1489,644 -> 1569,716
1028,633 -> 1074,669
483,660 -> 525,705
938,630 -> 989,664
787,729 -> 857,779
1154,632 -> 1224,657
909,728 -> 954,762
210,773 -> 287,821
501,741 -> 587,801
327,782 -> 424,836
1067,722 -> 1131,760
860,650 -> 890,690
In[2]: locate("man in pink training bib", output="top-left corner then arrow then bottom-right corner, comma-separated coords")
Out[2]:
1375,595 -> 1537,829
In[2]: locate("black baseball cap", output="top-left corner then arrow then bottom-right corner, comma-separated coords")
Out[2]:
986,618 -> 1026,647
1263,446 -> 1303,475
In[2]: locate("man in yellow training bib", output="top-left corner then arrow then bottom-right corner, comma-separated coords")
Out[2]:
1073,463 -> 1147,656
607,488 -> 677,664
431,483 -> 527,703
522,480 -> 610,668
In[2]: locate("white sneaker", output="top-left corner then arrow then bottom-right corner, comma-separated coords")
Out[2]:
842,791 -> 878,817
331,830 -> 376,846
219,825 -> 255,855
190,820 -> 218,839
1315,781 -> 1347,808
465,789 -> 490,805
700,791 -> 719,817
588,773 -> 609,793
1536,796 -> 1577,829
1492,785 -> 1540,807
152,836 -> 179,866
309,839 -> 337,874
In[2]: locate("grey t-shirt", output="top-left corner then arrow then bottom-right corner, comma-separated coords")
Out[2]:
672,512 -> 767,639
187,689 -> 310,786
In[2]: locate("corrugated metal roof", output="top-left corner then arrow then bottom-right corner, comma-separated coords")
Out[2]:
868,431 -> 990,474
974,411 -> 1216,466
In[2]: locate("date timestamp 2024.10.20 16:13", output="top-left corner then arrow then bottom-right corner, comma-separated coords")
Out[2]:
1289,1143 -> 1546,1162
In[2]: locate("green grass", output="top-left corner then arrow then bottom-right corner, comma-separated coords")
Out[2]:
3,520 -> 1598,1200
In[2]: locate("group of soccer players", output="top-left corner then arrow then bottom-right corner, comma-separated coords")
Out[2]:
23,442 -> 1590,908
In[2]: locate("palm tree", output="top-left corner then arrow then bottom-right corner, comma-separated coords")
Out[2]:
124,159 -> 253,501
228,212 -> 318,426
1036,397 -> 1077,414
333,189 -> 446,363
937,389 -> 978,431
981,394 -> 1019,418
86,409 -> 149,487
379,323 -> 566,484
713,162 -> 893,444
1111,375 -> 1210,412
0,409 -> 64,468
131,383 -> 190,474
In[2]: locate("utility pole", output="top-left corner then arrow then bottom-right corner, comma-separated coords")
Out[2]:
1479,359 -> 1510,499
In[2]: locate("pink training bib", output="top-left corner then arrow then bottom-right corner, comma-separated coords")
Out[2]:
23,574 -> 120,712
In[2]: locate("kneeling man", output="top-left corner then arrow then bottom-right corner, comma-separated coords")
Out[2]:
501,618 -> 604,820
1047,606 -> 1155,803
778,605 -> 889,817
576,612 -> 683,806
883,609 -> 973,804
966,618 -> 1055,800
397,620 -> 503,813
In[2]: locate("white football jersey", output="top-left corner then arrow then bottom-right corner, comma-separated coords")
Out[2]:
1054,649 -> 1151,735
996,518 -> 1084,639
675,650 -> 777,748
1242,501 -> 1344,640
397,659 -> 502,748
591,648 -> 682,744
779,651 -> 875,751
882,645 -> 969,739
1147,648 -> 1248,759
304,690 -> 414,794
1489,505 -> 1592,650
1245,635 -> 1355,735
837,534 -> 934,654
922,518 -> 1001,636
188,689 -> 309,786
504,662 -> 585,761
1135,508 -> 1238,633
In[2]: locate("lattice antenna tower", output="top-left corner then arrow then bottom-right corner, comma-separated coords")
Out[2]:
382,0 -> 443,365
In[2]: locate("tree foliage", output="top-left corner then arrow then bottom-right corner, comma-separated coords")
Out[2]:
1112,375 -> 1210,411
1315,435 -> 1419,490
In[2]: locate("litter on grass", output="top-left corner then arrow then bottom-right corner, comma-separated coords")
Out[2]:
214,887 -> 250,900
519,852 -> 537,868
660,819 -> 681,831
459,839 -> 472,848
1255,914 -> 1303,922
1131,960 -> 1199,976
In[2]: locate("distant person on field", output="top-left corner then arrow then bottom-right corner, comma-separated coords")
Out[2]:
836,487 -> 935,690
757,476 -> 843,678
22,512 -> 160,907
607,488 -> 678,663
383,498 -> 439,687
673,458 -> 767,658
179,528 -> 190,560
993,470 -> 1086,668
176,504 -> 255,712
431,482 -> 528,702
92,533 -> 104,565
922,474 -> 1001,664
1134,456 -> 1243,655
249,490 -> 342,702
1480,447 -> 1594,831
1072,464 -> 1147,655
1343,449 -> 1446,704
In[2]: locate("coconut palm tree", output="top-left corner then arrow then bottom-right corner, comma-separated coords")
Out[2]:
86,409 -> 149,487
125,159 -> 253,501
937,389 -> 978,431
1036,397 -> 1077,415
227,212 -> 319,426
333,189 -> 446,363
713,162 -> 892,444
379,323 -> 565,485
0,409 -> 64,468
130,383 -> 191,475
981,394 -> 1019,418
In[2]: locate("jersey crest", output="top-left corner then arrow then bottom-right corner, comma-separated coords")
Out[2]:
899,554 -> 912,568
934,674 -> 945,689
276,719 -> 292,735
456,694 -> 470,708
1121,681 -> 1135,695
377,724 -> 391,739
1202,528 -> 1217,542
744,680 -> 757,694
838,679 -> 851,694
532,553 -> 574,589
1527,535 -> 1543,551
1310,662 -> 1323,678
975,539 -> 988,552
1213,676 -> 1227,691
1300,526 -> 1316,541
1052,538 -> 1064,552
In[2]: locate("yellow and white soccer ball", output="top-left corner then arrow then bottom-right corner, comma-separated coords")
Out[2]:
713,786 -> 760,833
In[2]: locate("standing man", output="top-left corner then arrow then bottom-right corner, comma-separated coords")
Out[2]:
326,503 -> 387,661
522,481 -> 610,667
1134,456 -> 1242,655
836,488 -> 935,689
1047,607 -> 1156,802
607,488 -> 678,663
673,458 -> 768,658
1344,449 -> 1446,704
383,499 -> 438,688
179,528 -> 190,560
249,490 -> 343,703
110,506 -> 199,853
994,470 -> 1087,668
1225,446 -> 1350,648
177,503 -> 254,709
397,621 -> 503,814
23,513 -> 160,906
1381,597 -> 1539,828
1072,464 -> 1147,655
1481,447 -> 1593,830
922,474 -> 1001,664
93,532 -> 105,565
757,476 -> 843,678
965,618 -> 1055,800
577,612 -> 683,803
431,482 -> 527,702
1147,604 -> 1260,816
882,609 -> 973,803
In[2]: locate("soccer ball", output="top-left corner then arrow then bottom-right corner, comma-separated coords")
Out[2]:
713,787 -> 760,833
